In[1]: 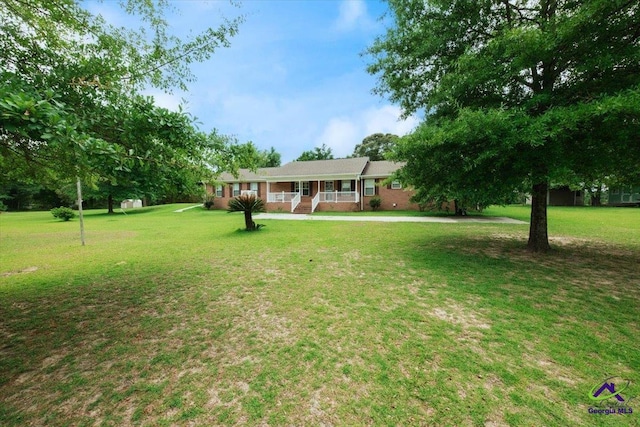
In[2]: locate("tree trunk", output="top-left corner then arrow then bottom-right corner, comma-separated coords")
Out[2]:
244,210 -> 255,231
528,182 -> 550,252
454,199 -> 465,216
107,194 -> 114,214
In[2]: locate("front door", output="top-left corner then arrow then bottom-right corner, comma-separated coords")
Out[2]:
325,181 -> 334,201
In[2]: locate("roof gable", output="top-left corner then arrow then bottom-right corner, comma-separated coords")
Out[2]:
268,157 -> 369,178
362,161 -> 405,177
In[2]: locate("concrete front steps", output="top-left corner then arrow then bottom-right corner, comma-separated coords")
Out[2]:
293,203 -> 312,214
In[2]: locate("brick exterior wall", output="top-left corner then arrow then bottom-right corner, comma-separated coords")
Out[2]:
206,178 -> 425,212
207,182 -> 268,210
361,179 -> 418,211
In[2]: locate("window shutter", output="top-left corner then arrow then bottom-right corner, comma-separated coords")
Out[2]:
351,180 -> 355,191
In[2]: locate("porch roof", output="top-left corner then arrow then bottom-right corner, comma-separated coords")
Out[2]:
265,157 -> 369,181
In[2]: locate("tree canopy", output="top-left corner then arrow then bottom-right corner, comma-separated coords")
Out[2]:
296,143 -> 334,161
1,0 -> 243,208
368,0 -> 640,251
229,142 -> 282,169
351,133 -> 399,161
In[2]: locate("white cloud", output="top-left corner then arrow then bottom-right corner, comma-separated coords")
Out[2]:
334,0 -> 369,32
315,105 -> 420,159
362,105 -> 420,136
143,90 -> 186,112
315,118 -> 360,158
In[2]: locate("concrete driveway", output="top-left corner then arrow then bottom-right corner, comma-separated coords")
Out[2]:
254,213 -> 527,224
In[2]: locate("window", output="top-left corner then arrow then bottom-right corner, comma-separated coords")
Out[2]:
364,179 -> 375,196
215,185 -> 223,197
294,182 -> 310,196
391,180 -> 402,190
341,180 -> 352,192
232,183 -> 240,196
244,182 -> 258,196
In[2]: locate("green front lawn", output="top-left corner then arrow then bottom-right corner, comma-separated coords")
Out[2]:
0,205 -> 638,426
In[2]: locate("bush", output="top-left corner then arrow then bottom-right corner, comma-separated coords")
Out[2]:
369,196 -> 382,211
51,206 -> 75,221
203,195 -> 215,210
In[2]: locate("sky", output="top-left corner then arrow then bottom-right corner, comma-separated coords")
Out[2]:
86,0 -> 420,163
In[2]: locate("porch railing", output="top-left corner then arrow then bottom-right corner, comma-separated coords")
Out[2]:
267,192 -> 297,203
318,191 -> 359,203
291,193 -> 301,212
311,192 -> 320,213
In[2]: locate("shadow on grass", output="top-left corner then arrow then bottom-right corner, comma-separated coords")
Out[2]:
88,205 -> 168,218
400,231 -> 640,326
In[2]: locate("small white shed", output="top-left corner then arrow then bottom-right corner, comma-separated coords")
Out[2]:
120,199 -> 143,209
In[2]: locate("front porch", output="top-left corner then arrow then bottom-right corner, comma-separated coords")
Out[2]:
265,180 -> 360,213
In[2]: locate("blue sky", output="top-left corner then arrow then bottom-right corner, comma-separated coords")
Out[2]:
87,0 -> 419,163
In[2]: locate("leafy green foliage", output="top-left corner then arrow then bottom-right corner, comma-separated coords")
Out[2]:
0,0 -> 243,208
203,196 -> 215,210
227,194 -> 265,231
296,143 -> 334,161
368,196 -> 382,211
228,142 -> 282,169
368,0 -> 640,251
351,133 -> 398,161
50,206 -> 75,221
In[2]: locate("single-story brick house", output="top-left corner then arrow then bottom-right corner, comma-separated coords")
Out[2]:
208,157 -> 420,213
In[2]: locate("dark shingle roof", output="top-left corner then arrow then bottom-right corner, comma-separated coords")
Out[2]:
218,168 -> 277,182
218,158 -> 402,182
267,157 -> 369,178
362,161 -> 404,177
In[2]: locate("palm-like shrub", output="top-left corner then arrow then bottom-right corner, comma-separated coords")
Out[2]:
227,194 -> 265,231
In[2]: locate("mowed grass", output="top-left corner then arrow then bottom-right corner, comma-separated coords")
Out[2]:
0,205 -> 638,426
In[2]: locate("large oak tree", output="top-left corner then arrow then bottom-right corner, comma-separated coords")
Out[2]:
1,0 -> 242,195
368,0 -> 640,251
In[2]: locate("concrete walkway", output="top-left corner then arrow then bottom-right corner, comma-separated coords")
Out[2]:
174,204 -> 203,213
254,213 -> 527,224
